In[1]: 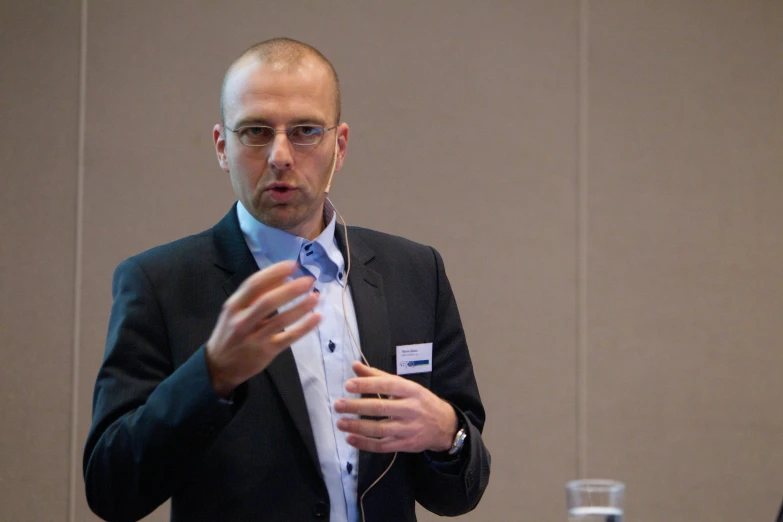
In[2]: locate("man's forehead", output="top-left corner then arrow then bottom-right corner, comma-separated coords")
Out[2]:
223,57 -> 334,120
233,54 -> 324,77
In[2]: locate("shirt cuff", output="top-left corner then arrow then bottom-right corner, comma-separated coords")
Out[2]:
423,449 -> 465,474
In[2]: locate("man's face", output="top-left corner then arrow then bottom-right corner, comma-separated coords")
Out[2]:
214,57 -> 348,240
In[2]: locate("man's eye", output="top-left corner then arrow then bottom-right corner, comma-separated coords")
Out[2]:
292,126 -> 321,137
238,127 -> 275,144
246,127 -> 270,136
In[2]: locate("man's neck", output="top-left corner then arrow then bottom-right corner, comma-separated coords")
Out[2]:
288,202 -> 333,240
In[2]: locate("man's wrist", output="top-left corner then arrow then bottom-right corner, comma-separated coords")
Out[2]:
436,404 -> 459,452
204,347 -> 235,399
213,380 -> 235,400
426,412 -> 468,464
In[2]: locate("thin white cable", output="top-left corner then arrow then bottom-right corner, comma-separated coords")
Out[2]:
328,200 -> 398,522
324,134 -> 397,521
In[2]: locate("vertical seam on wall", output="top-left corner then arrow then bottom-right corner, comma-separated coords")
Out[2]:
577,0 -> 589,480
68,1 -> 88,520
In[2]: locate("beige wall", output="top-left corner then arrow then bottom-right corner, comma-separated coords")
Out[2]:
1,1 -> 781,521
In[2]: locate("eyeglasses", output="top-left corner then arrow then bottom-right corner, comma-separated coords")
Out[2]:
224,124 -> 338,148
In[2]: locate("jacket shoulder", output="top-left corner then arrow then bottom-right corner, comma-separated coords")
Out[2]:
346,226 -> 436,256
116,228 -> 216,284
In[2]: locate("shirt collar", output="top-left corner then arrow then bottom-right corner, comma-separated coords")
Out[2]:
236,200 -> 345,286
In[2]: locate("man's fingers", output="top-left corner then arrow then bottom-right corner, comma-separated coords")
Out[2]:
352,361 -> 387,377
238,276 -> 315,334
336,418 -> 413,439
334,397 -> 413,418
265,312 -> 322,353
225,260 -> 298,310
345,375 -> 415,398
344,434 -> 406,453
254,292 -> 319,336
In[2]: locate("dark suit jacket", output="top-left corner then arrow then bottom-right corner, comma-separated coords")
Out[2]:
83,205 -> 490,522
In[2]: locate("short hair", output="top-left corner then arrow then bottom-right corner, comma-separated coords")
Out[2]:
220,37 -> 341,124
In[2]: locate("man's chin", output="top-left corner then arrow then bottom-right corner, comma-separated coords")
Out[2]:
256,207 -> 314,235
250,198 -> 324,235
257,211 -> 300,230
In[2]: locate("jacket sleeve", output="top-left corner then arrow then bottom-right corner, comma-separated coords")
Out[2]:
412,247 -> 491,516
83,258 -> 238,522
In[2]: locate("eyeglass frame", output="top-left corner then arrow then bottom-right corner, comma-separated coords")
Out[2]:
223,123 -> 339,148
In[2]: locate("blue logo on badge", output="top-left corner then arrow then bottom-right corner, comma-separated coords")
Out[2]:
407,360 -> 429,367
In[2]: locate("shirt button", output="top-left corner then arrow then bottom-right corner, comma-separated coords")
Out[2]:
328,340 -> 336,352
313,501 -> 328,518
338,271 -> 343,280
305,244 -> 312,251
346,462 -> 353,474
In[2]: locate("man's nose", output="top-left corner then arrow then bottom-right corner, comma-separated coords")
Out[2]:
267,132 -> 294,170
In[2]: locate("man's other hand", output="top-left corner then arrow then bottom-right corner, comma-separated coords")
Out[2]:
334,362 -> 458,453
205,260 -> 321,397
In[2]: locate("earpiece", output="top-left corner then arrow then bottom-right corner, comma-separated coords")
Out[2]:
324,137 -> 339,194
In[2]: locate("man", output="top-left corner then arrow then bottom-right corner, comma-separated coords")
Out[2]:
84,38 -> 490,522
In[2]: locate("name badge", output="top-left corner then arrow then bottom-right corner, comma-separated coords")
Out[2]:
396,343 -> 433,375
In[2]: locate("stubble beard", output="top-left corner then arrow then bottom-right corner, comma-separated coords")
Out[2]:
251,161 -> 332,235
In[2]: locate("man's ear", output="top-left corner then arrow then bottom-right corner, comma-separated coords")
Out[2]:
335,123 -> 349,172
214,124 -> 229,172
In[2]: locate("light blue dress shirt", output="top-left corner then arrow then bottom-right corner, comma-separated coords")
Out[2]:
237,201 -> 361,522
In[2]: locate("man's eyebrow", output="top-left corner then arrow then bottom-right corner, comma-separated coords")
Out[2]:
230,117 -> 272,128
288,117 -> 327,126
231,116 -> 327,128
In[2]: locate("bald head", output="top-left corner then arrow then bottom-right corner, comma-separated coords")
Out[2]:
220,38 -> 341,125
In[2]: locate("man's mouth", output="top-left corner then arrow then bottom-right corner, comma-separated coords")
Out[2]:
266,184 -> 298,202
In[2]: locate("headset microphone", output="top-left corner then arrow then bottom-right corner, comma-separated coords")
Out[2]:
324,136 -> 339,194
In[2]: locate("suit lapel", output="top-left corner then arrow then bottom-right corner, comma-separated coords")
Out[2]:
335,225 -> 396,493
264,352 -> 321,479
334,224 -> 393,374
212,204 -> 321,478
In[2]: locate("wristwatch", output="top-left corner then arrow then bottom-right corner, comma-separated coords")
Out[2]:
447,418 -> 468,456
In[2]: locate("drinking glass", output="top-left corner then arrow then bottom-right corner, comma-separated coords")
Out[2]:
566,479 -> 625,522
